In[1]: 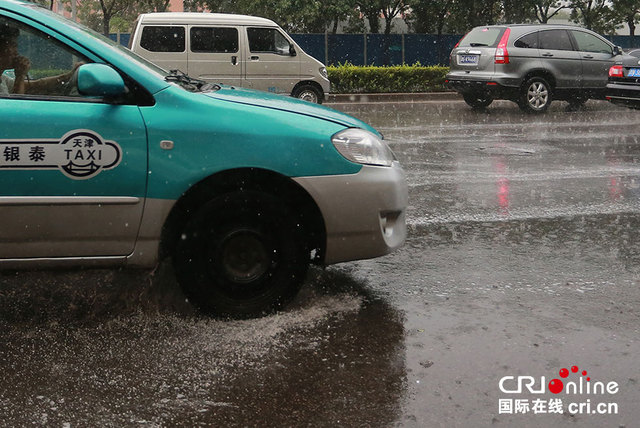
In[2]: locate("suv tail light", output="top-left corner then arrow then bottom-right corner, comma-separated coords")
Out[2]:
609,65 -> 624,77
495,28 -> 511,64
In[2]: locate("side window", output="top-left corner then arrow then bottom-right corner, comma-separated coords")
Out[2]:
140,26 -> 185,52
571,31 -> 612,54
0,17 -> 91,98
514,32 -> 538,49
247,27 -> 291,55
190,27 -> 238,53
538,30 -> 574,51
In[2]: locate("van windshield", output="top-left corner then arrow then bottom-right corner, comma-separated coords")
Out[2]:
458,27 -> 505,48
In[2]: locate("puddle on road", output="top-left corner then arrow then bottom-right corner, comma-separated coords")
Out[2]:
0,265 -> 407,426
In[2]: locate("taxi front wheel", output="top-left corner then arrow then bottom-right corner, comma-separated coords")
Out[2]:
173,191 -> 309,318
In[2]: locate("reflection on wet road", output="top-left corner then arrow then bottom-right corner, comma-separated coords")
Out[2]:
2,99 -> 640,427
0,267 -> 405,426
339,99 -> 640,428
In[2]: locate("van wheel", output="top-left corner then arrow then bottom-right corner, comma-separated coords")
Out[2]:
173,191 -> 309,318
519,77 -> 552,113
293,85 -> 322,104
463,93 -> 493,109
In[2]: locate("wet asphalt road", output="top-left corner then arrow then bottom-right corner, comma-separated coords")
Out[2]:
2,98 -> 640,427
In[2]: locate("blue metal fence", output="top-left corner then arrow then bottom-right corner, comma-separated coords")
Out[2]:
110,32 -> 639,66
111,32 -> 462,66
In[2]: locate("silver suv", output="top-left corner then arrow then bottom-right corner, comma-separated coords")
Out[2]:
446,24 -> 623,112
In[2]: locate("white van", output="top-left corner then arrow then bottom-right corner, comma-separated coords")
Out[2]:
130,12 -> 330,103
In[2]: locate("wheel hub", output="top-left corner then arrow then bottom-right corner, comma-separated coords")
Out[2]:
219,230 -> 271,284
299,91 -> 317,102
528,83 -> 548,108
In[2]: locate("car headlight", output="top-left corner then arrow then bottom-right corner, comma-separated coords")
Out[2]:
331,128 -> 396,167
319,66 -> 328,79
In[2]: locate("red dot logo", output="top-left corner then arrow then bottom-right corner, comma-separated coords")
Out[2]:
571,366 -> 579,373
549,379 -> 564,394
559,368 -> 569,378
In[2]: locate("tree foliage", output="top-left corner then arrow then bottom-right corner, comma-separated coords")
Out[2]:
569,0 -> 619,34
532,0 -> 566,23
47,0 -> 640,38
612,0 -> 640,42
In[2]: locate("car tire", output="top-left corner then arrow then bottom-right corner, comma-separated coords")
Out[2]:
463,93 -> 493,109
173,191 -> 309,318
292,84 -> 322,104
519,77 -> 552,113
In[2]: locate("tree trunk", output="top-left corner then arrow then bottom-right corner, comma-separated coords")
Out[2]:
368,15 -> 379,33
103,13 -> 111,36
384,17 -> 392,35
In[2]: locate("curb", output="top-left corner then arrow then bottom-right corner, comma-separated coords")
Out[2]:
326,92 -> 460,103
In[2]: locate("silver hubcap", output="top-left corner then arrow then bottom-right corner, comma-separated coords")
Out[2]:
298,90 -> 318,103
527,82 -> 549,109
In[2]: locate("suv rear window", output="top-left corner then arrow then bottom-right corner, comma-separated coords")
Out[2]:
458,27 -> 504,48
514,32 -> 538,49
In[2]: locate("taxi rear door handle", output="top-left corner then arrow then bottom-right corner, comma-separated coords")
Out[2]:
251,56 -> 259,60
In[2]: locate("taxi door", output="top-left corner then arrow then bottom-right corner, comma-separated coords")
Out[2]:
0,18 -> 147,259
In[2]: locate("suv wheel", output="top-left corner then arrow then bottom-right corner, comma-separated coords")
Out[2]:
519,77 -> 552,113
463,93 -> 493,109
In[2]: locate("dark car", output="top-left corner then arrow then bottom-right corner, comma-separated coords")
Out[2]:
446,24 -> 623,113
626,49 -> 640,58
606,55 -> 640,109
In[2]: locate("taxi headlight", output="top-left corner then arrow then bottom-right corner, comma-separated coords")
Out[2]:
319,66 -> 328,79
331,128 -> 395,167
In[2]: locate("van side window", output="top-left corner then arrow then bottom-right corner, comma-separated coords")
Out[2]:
538,30 -> 574,51
514,32 -> 538,49
570,30 -> 612,54
140,26 -> 185,52
190,27 -> 238,53
247,28 -> 291,55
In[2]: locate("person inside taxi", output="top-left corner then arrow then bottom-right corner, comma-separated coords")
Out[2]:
0,21 -> 80,96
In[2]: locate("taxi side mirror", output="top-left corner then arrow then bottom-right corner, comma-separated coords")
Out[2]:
77,64 -> 126,97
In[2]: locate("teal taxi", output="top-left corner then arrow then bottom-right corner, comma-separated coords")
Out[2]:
0,0 -> 407,317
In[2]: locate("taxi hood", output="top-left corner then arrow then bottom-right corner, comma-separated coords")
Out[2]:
204,86 -> 378,134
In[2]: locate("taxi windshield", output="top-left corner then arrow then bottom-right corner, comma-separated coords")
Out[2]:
26,4 -> 168,78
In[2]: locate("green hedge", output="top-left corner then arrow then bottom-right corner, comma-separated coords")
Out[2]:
327,63 -> 450,94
